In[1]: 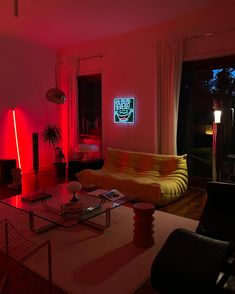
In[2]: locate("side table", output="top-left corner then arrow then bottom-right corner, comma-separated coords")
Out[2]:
133,202 -> 155,248
68,159 -> 104,180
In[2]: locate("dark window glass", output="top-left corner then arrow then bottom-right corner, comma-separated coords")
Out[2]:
177,56 -> 235,180
77,74 -> 102,137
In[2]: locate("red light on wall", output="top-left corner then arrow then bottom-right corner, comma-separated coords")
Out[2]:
12,109 -> 22,169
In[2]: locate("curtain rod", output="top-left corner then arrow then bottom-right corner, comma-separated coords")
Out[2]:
152,26 -> 235,45
184,26 -> 235,41
79,54 -> 103,61
59,54 -> 103,64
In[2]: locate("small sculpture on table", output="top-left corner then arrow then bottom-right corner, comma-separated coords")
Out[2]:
66,181 -> 82,203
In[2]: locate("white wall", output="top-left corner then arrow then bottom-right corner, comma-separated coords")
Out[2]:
1,3 -> 234,175
0,36 -> 57,174
58,3 -> 235,157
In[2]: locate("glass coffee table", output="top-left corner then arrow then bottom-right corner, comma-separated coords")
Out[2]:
0,184 -> 136,233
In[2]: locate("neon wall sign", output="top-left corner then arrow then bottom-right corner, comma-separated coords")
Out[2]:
114,97 -> 135,124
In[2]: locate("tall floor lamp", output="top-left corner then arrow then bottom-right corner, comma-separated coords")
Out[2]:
212,100 -> 223,181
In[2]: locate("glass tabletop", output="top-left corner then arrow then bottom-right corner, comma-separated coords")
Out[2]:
0,183 -> 135,228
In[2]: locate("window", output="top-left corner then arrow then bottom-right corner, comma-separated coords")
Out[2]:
77,74 -> 102,158
177,55 -> 235,180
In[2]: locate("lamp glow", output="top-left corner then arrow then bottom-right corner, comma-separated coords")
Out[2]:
214,110 -> 222,123
74,144 -> 99,161
212,100 -> 223,181
213,100 -> 222,124
12,109 -> 21,169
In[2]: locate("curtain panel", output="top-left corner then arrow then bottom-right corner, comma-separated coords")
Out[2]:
155,39 -> 183,155
58,58 -> 79,161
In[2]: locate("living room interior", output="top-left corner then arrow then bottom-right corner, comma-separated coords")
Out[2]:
0,0 -> 235,293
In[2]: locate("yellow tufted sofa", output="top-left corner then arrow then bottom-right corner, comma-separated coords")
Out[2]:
76,147 -> 188,206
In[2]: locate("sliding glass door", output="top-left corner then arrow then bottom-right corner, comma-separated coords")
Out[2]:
177,55 -> 235,181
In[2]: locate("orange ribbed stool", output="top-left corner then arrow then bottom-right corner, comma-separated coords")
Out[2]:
133,202 -> 155,248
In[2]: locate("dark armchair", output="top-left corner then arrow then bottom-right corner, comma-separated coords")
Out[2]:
150,181 -> 235,294
150,228 -> 234,294
196,181 -> 235,242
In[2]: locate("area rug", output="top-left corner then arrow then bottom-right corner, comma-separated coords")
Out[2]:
0,203 -> 198,294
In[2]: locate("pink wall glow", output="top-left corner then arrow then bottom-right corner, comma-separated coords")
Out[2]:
0,37 -> 58,174
1,3 -> 235,175
58,3 -> 235,157
2,110 -> 16,160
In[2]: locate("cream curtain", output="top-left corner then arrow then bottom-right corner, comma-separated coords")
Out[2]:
58,58 -> 79,160
155,39 -> 183,154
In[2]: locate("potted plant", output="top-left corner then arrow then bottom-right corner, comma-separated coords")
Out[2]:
43,124 -> 66,178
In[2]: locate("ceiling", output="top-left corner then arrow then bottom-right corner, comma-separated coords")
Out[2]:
0,0 -> 232,48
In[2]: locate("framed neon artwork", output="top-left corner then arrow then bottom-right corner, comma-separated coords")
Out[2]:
114,97 -> 135,124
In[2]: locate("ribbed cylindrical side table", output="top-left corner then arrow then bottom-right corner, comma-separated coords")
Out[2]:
133,202 -> 155,248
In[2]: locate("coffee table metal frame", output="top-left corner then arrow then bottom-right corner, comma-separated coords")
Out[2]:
0,184 -> 135,234
28,204 -> 111,233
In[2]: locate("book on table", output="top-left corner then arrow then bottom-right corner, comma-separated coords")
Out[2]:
87,189 -> 125,201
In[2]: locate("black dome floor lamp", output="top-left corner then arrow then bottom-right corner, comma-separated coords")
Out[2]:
46,67 -> 66,105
